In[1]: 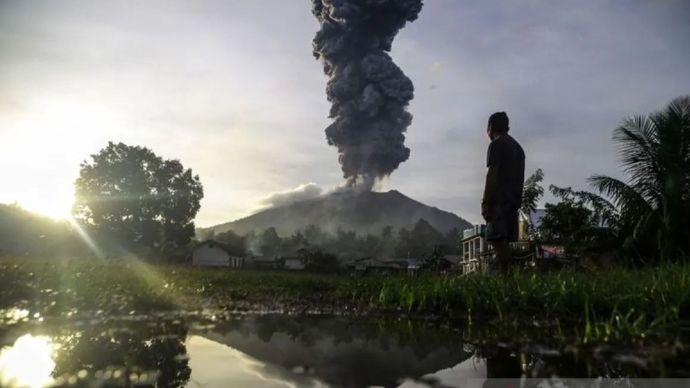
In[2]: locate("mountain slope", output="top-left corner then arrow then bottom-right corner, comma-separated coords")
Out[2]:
204,190 -> 471,236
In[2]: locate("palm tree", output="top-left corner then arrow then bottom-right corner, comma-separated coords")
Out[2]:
521,168 -> 545,217
520,169 -> 545,240
588,96 -> 690,263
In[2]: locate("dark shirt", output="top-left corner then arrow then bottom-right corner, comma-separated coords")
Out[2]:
486,133 -> 525,210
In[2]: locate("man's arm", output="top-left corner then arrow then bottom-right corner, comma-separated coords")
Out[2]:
482,140 -> 501,221
482,165 -> 499,220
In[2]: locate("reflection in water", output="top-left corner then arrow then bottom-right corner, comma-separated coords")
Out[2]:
52,317 -> 191,387
192,315 -> 472,387
0,313 -> 688,387
398,357 -> 486,388
187,335 -> 326,388
0,334 -> 55,388
0,316 -> 192,387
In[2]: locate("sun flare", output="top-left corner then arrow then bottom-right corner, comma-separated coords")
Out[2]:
0,334 -> 56,388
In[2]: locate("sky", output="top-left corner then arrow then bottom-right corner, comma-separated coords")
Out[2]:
0,0 -> 688,227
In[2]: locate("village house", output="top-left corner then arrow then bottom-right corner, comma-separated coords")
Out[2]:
347,257 -> 421,274
244,256 -> 280,270
191,240 -> 244,268
283,257 -> 306,270
460,225 -> 489,273
460,209 -> 553,274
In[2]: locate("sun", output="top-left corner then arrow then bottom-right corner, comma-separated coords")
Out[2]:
18,189 -> 74,221
0,334 -> 56,388
0,98 -> 113,221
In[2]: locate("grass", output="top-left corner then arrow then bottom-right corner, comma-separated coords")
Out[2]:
1,257 -> 689,345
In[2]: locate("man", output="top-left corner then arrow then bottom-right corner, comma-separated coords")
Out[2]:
481,112 -> 525,274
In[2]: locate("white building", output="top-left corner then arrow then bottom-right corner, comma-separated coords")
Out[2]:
460,225 -> 489,273
460,209 -> 551,273
191,240 -> 244,268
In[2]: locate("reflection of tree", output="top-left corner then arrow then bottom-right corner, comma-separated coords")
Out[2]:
53,317 -> 190,387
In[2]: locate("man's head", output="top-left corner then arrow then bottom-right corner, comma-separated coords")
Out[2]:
487,112 -> 509,140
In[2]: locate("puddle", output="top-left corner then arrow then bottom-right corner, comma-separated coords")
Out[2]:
0,313 -> 687,387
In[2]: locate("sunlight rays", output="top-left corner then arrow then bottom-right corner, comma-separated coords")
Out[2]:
66,217 -> 105,259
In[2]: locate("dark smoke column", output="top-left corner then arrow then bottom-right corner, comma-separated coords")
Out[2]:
312,0 -> 423,189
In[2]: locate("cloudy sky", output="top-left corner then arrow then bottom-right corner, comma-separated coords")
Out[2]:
1,0 -> 688,227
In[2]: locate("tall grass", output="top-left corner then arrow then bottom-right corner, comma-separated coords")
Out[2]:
1,258 -> 688,343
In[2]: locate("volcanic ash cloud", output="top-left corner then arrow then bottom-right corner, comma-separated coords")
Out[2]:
311,0 -> 423,190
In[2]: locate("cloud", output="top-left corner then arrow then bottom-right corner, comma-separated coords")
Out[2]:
251,183 -> 325,213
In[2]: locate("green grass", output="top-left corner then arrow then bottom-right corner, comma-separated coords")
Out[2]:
1,257 -> 689,344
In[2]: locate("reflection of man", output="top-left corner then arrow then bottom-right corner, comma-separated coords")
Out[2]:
482,347 -> 523,388
481,112 -> 525,274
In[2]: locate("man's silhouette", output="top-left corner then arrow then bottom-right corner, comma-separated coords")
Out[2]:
481,112 -> 525,274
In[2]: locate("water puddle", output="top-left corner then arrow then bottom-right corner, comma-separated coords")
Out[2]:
0,312 -> 687,387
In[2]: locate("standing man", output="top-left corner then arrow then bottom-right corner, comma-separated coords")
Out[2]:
481,112 -> 525,274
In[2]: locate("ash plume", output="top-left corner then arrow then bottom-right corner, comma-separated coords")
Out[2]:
311,0 -> 423,190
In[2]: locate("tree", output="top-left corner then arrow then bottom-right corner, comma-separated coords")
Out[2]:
214,230 -> 246,256
540,185 -> 619,258
395,219 -> 443,258
73,142 -> 203,257
539,190 -> 595,257
441,227 -> 461,255
297,247 -> 340,273
257,227 -> 282,257
521,169 -> 545,240
588,96 -> 690,262
521,168 -> 544,217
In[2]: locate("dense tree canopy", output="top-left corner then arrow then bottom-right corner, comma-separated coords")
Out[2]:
539,186 -> 602,256
588,96 -> 690,262
73,142 -> 203,257
217,218 -> 457,266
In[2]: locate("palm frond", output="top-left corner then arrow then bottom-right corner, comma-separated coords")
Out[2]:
613,116 -> 661,197
587,175 -> 651,215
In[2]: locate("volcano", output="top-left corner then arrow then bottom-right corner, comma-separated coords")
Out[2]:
203,190 -> 471,237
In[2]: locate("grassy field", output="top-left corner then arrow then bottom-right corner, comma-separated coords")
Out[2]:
1,257 -> 689,344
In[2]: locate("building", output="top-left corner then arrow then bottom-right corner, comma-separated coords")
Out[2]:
458,209 -> 569,273
244,256 -> 280,270
347,257 -> 420,274
192,240 -> 244,268
460,225 -> 489,273
283,257 -> 306,270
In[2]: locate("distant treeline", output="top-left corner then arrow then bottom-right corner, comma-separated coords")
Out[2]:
0,204 -> 88,257
0,203 -> 460,261
198,219 -> 461,261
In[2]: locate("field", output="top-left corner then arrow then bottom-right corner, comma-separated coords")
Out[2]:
1,257 -> 689,346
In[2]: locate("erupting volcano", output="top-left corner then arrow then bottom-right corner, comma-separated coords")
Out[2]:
311,0 -> 424,190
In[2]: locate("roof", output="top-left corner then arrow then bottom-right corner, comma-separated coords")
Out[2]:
347,258 -> 413,269
461,225 -> 486,241
249,256 -> 278,262
194,240 -> 240,256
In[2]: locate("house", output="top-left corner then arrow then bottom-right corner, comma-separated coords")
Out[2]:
283,257 -> 306,270
539,245 -> 565,258
460,225 -> 490,274
192,240 -> 244,268
347,257 -> 420,274
458,209 -> 570,273
244,256 -> 280,270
